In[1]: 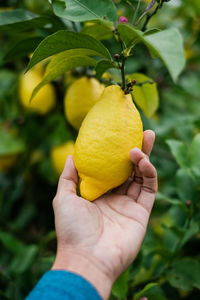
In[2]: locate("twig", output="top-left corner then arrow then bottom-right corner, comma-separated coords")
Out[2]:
121,54 -> 126,91
135,0 -> 157,26
141,3 -> 161,31
119,39 -> 126,90
114,29 -> 127,91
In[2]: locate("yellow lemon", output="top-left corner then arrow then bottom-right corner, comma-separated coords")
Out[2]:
74,85 -> 143,201
51,141 -> 75,174
64,76 -> 104,130
19,68 -> 56,114
102,72 -> 111,80
0,154 -> 17,172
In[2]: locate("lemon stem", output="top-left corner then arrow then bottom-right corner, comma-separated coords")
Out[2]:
121,55 -> 126,91
114,29 -> 127,91
119,39 -> 126,91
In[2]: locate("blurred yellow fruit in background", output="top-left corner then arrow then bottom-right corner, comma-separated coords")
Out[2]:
102,72 -> 111,80
74,85 -> 143,201
51,141 -> 75,175
0,7 -> 13,11
64,76 -> 104,130
0,155 -> 17,172
0,128 -> 25,172
19,67 -> 56,114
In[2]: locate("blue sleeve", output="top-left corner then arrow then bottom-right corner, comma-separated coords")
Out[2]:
25,270 -> 102,300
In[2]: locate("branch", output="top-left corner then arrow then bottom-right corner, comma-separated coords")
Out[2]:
135,0 -> 157,26
141,3 -> 160,31
114,29 -> 127,91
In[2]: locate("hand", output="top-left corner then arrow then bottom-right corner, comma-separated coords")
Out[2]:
52,130 -> 157,300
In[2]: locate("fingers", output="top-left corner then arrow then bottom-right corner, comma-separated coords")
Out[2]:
127,148 -> 144,200
57,155 -> 78,195
125,130 -> 155,198
113,130 -> 155,196
113,177 -> 133,195
128,148 -> 157,212
142,130 -> 155,156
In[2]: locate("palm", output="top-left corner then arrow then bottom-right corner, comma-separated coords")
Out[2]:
54,130 -> 157,279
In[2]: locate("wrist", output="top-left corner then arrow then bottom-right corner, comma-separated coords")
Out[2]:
51,245 -> 113,300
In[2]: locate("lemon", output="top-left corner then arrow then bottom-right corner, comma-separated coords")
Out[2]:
74,85 -> 143,201
102,72 -> 111,80
51,141 -> 75,174
64,76 -> 104,130
0,155 -> 17,172
19,67 -> 56,114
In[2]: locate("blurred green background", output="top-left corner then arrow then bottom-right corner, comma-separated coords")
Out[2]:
0,0 -> 200,299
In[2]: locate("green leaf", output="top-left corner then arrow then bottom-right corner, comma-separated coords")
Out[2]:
0,129 -> 25,156
167,258 -> 200,290
9,245 -> 38,274
117,24 -> 142,47
144,28 -> 185,82
127,73 -> 159,117
166,140 -> 189,169
27,30 -> 111,71
117,24 -> 185,82
0,70 -> 16,97
0,9 -> 63,32
134,283 -> 167,300
81,23 -> 113,40
30,54 -> 97,101
180,221 -> 199,247
95,60 -> 117,79
3,37 -> 43,62
0,9 -> 36,27
175,168 -> 198,202
112,269 -> 129,299
189,133 -> 200,180
51,0 -> 117,22
0,231 -> 24,254
156,192 -> 184,207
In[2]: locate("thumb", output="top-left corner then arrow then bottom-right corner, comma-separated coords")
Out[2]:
57,155 -> 78,195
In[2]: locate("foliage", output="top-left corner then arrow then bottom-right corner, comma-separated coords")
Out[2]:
0,0 -> 200,299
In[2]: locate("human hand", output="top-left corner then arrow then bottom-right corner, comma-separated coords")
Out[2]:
52,130 -> 157,299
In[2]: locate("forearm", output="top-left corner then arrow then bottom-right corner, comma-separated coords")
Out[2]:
26,269 -> 103,300
51,246 -> 113,300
